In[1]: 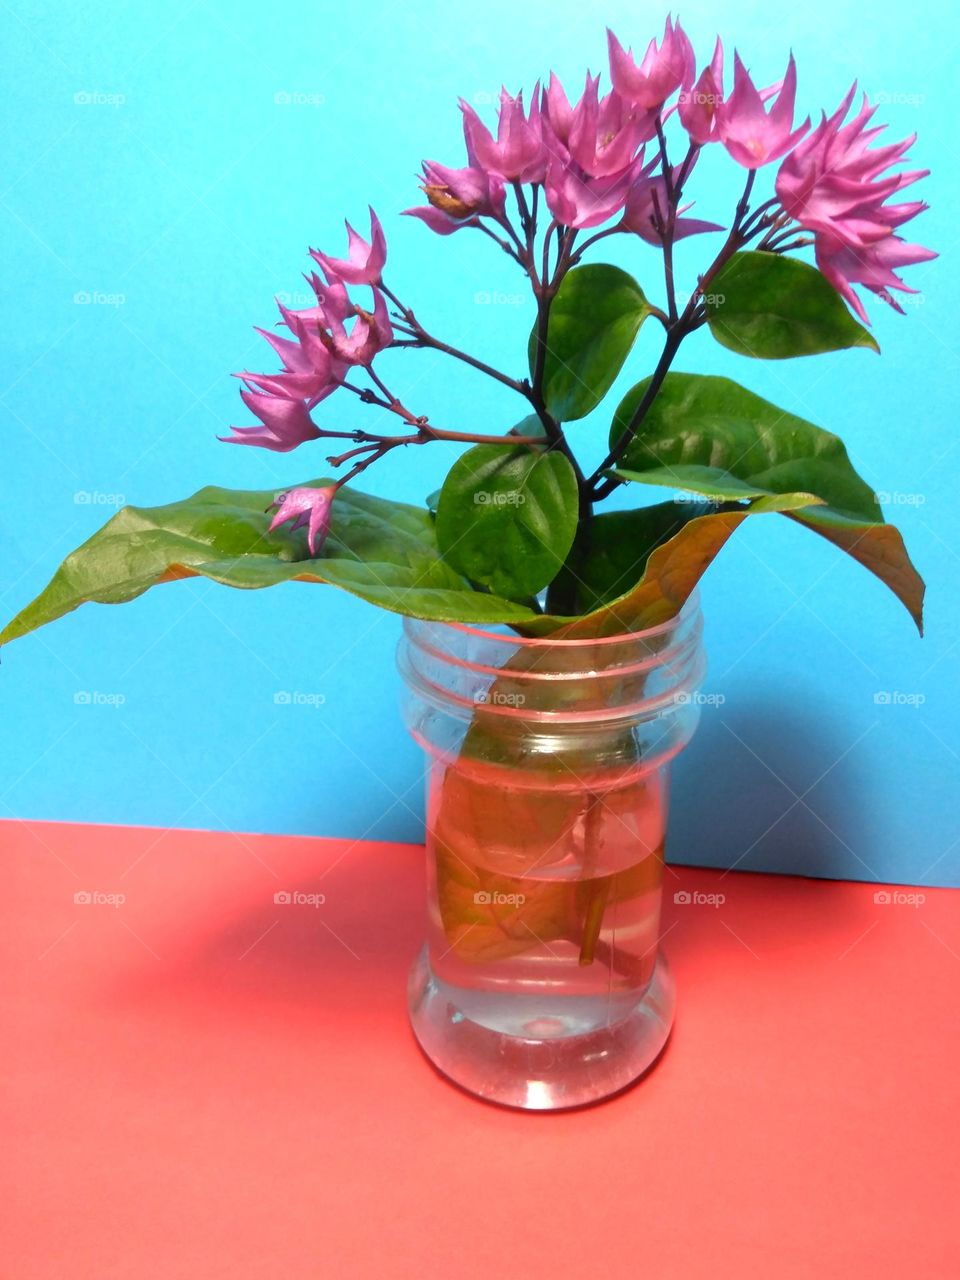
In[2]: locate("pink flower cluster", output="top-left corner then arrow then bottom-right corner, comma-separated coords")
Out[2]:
405,18 -> 932,314
222,14 -> 934,561
222,209 -> 391,452
776,86 -> 935,320
403,19 -> 810,236
405,20 -> 711,234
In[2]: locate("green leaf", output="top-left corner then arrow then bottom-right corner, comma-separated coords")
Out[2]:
0,482 -> 543,645
425,415 -> 544,517
611,464 -> 822,513
530,264 -> 652,421
706,251 -> 880,359
2,467 -> 923,649
528,506 -> 749,638
611,372 -> 880,519
546,501 -> 717,616
435,443 -> 579,599
3,478 -> 735,647
787,507 -> 925,634
609,373 -> 924,631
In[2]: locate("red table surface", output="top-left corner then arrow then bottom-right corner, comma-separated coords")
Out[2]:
2,818 -> 958,1279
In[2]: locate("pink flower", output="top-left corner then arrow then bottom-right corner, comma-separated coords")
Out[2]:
622,165 -> 724,244
402,204 -> 471,237
775,86 -> 935,319
460,88 -> 546,182
268,485 -> 335,556
716,53 -> 809,169
678,38 -> 725,144
541,72 -> 576,145
538,74 -> 656,228
544,155 -> 645,229
237,331 -> 339,404
680,40 -> 785,147
403,158 -> 506,235
562,74 -> 657,178
221,389 -> 322,453
776,86 -> 930,247
816,233 -> 936,323
607,19 -> 695,111
235,279 -> 350,406
311,208 -> 386,285
287,275 -> 354,328
326,288 -> 394,366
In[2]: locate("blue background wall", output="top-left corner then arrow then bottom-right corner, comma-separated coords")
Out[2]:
2,0 -> 956,885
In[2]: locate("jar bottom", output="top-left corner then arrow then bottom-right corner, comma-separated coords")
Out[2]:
407,945 -> 675,1110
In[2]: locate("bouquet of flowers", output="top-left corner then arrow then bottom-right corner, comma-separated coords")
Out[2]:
3,19 -> 931,648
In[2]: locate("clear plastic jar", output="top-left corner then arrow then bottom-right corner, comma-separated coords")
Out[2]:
397,593 -> 705,1109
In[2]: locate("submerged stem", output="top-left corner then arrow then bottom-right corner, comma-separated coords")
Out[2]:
578,795 -> 608,966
